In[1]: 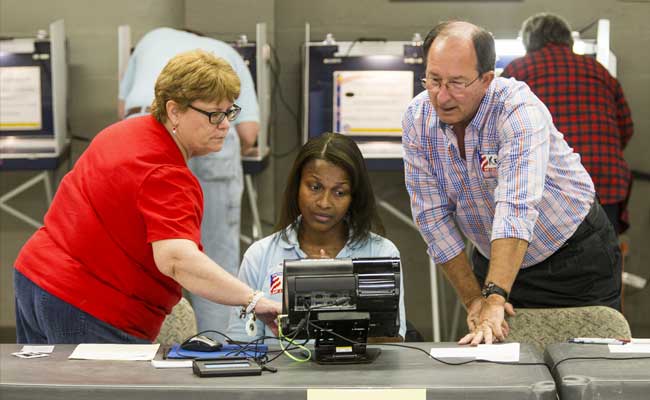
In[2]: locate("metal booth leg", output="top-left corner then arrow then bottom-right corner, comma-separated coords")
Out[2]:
0,171 -> 53,229
377,199 -> 441,342
244,174 -> 263,242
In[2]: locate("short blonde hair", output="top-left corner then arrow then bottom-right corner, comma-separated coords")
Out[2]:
150,50 -> 241,123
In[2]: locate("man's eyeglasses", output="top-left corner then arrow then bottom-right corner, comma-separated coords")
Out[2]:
420,75 -> 481,95
187,104 -> 241,125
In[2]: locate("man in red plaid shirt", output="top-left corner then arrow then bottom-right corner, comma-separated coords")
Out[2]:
502,13 -> 634,233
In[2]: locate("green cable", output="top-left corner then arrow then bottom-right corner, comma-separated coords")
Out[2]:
277,317 -> 311,362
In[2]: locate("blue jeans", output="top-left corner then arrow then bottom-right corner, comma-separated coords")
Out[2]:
188,143 -> 243,337
14,269 -> 150,344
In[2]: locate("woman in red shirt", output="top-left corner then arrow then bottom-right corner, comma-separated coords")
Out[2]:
14,50 -> 280,344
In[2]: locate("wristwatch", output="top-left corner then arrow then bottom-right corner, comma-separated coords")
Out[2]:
481,282 -> 509,301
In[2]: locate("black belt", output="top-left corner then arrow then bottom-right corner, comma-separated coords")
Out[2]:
124,106 -> 151,119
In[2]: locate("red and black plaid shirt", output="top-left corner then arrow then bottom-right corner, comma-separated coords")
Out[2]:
502,44 -> 634,210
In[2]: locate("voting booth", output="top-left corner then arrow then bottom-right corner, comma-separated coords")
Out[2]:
300,24 -> 450,341
302,24 -> 425,170
0,19 -> 69,228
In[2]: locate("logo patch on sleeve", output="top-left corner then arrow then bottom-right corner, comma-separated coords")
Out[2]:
269,272 -> 283,295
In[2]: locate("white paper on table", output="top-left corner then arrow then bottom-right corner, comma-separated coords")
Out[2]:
608,344 -> 650,353
11,351 -> 49,359
69,343 -> 160,361
430,343 -> 520,362
476,343 -> 520,362
429,347 -> 478,358
630,338 -> 650,344
21,345 -> 54,354
151,359 -> 193,368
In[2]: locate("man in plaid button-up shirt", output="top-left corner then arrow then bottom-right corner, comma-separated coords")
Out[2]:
502,13 -> 634,233
403,21 -> 621,346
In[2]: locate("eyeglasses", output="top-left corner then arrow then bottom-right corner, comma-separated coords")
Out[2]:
187,104 -> 241,125
420,75 -> 481,95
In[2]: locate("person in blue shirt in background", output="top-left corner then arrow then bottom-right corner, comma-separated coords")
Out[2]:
119,27 -> 260,336
227,132 -> 406,342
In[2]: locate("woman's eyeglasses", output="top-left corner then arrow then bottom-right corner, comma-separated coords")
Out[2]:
187,104 -> 242,125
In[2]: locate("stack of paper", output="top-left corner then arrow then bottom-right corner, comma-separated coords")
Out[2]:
68,344 -> 160,361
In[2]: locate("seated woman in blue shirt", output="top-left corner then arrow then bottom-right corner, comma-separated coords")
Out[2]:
226,132 -> 406,342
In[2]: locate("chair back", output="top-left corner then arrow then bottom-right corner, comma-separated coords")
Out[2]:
156,297 -> 197,345
506,306 -> 631,352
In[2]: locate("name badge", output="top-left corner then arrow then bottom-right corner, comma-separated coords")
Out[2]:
480,152 -> 498,172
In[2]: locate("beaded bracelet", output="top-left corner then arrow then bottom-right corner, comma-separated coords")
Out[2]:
240,290 -> 264,319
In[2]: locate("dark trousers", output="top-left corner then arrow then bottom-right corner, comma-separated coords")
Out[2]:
472,201 -> 622,311
14,269 -> 150,344
601,203 -> 620,234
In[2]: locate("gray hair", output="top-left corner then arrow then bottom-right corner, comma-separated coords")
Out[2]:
521,13 -> 574,53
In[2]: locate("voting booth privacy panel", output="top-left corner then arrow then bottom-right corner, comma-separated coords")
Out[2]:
0,19 -> 69,229
0,20 -> 67,158
302,25 -> 426,170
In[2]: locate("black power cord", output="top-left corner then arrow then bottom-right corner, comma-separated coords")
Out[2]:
182,321 -> 650,377
307,320 -> 548,368
177,328 -> 311,372
267,43 -> 302,159
549,355 -> 650,375
275,298 -> 548,369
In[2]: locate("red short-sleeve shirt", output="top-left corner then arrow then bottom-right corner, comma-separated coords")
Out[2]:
15,115 -> 203,341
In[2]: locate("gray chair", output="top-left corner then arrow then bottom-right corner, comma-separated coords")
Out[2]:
155,297 -> 197,345
505,306 -> 631,352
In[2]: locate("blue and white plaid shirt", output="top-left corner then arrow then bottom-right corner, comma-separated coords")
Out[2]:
402,77 -> 595,267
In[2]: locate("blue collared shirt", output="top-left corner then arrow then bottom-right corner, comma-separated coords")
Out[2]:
226,222 -> 407,342
402,77 -> 595,267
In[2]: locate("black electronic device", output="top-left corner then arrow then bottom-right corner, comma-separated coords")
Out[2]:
192,357 -> 262,377
281,257 -> 401,364
180,335 -> 223,352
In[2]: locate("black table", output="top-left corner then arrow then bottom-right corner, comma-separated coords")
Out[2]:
545,343 -> 650,400
1,343 -> 556,400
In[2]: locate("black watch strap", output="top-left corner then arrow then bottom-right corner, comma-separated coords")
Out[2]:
481,282 -> 509,301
